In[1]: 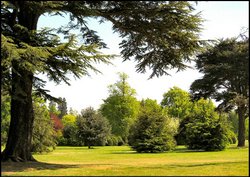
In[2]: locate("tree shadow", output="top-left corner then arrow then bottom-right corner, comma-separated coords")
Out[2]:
110,146 -> 206,154
141,160 -> 246,169
111,151 -> 137,154
1,161 -> 78,173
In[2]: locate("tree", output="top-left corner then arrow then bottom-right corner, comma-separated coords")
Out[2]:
77,107 -> 111,149
100,72 -> 140,144
58,97 -> 68,119
1,1 -> 202,161
161,86 -> 192,120
218,113 -> 237,144
32,96 -> 57,153
161,86 -> 193,145
50,113 -> 64,131
69,107 -> 78,116
1,94 -> 57,153
185,98 -> 230,151
60,124 -> 80,146
49,100 -> 60,116
128,99 -> 177,153
62,114 -> 76,127
1,94 -> 11,147
228,111 -> 239,136
59,114 -> 79,146
190,35 -> 249,147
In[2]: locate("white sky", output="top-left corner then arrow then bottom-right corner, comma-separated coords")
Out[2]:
37,1 -> 249,113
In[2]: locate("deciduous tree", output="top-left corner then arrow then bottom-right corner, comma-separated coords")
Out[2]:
161,87 -> 193,145
161,86 -> 192,120
100,72 -> 140,143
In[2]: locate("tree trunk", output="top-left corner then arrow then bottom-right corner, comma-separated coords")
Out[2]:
1,65 -> 35,162
237,107 -> 246,147
1,2 -> 40,162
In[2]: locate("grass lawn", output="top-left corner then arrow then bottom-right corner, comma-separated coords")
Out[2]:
1,143 -> 249,176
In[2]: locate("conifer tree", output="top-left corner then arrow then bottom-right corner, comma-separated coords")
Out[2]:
1,1 -> 202,161
58,97 -> 67,119
190,35 -> 249,147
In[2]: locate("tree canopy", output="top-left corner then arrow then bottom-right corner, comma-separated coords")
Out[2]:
100,73 -> 140,143
190,35 -> 249,147
161,86 -> 192,120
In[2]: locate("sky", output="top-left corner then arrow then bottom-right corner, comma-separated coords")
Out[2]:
37,1 -> 249,113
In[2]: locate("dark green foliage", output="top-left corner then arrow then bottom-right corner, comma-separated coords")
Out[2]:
58,97 -> 68,119
186,122 -> 227,151
59,124 -> 82,146
128,99 -> 176,153
190,35 -> 249,147
77,107 -> 111,148
97,1 -> 203,78
185,99 -> 229,151
174,116 -> 191,145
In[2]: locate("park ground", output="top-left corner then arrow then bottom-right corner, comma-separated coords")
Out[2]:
1,142 -> 249,176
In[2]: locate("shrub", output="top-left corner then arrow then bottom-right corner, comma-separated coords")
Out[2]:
128,99 -> 176,153
77,107 -> 111,148
185,99 -> 229,151
60,124 -> 82,146
106,135 -> 118,146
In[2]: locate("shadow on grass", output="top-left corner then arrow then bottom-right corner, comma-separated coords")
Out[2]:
169,161 -> 248,168
110,145 -> 246,154
54,146 -> 101,150
111,151 -> 137,154
1,161 -> 78,173
142,160 -> 248,169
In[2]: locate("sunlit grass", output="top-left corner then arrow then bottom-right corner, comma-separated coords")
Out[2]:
1,143 -> 248,176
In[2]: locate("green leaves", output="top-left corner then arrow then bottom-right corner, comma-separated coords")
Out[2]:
100,72 -> 140,142
161,86 -> 192,120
